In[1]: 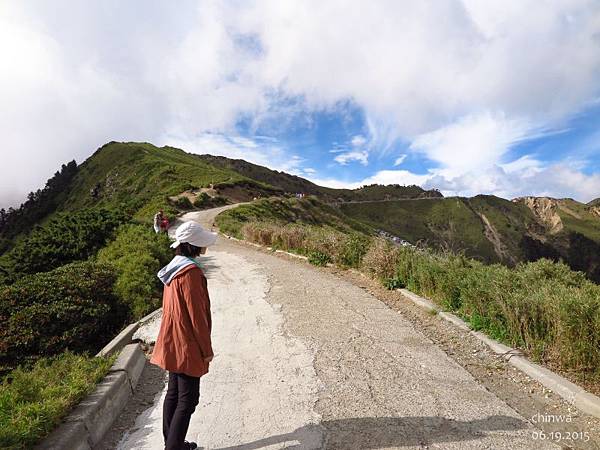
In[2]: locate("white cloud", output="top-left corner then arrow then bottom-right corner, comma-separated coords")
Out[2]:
423,162 -> 600,202
311,154 -> 600,202
332,133 -> 370,166
409,112 -> 533,176
304,177 -> 362,190
2,1 -> 600,206
351,135 -> 367,147
333,150 -> 369,166
361,170 -> 431,187
394,154 -> 407,166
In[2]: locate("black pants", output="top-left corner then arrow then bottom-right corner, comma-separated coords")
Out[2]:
163,371 -> 200,450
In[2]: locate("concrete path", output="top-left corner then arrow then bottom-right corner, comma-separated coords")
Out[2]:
115,207 -> 559,449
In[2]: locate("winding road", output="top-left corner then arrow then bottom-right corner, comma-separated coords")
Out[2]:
106,205 -> 561,449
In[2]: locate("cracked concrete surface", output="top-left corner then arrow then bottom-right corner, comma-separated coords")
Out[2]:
110,207 -> 559,449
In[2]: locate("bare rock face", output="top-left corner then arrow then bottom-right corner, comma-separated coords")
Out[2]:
590,206 -> 600,219
514,197 -> 563,234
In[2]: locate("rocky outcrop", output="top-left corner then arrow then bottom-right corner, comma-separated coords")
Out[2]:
514,197 -> 563,234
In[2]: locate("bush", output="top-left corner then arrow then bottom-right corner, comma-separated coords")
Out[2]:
193,193 -> 228,209
308,251 -> 331,266
0,261 -> 125,371
98,224 -> 172,319
362,238 -> 402,282
1,208 -> 127,280
171,196 -> 193,210
0,351 -> 114,449
338,233 -> 371,268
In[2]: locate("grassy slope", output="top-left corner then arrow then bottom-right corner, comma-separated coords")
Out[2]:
340,195 -> 600,281
60,142 -> 255,222
216,196 -> 374,238
340,196 -> 536,263
555,198 -> 600,242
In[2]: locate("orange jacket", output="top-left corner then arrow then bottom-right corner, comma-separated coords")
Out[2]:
150,264 -> 213,377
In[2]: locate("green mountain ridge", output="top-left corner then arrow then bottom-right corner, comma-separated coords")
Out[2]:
1,141 -> 599,282
196,153 -> 443,202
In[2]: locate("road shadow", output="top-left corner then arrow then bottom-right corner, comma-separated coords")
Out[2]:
214,415 -> 527,449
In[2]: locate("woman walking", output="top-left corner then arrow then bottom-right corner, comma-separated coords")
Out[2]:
151,221 -> 217,450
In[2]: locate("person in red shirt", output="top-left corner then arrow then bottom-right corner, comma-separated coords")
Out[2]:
161,216 -> 170,233
151,221 -> 217,450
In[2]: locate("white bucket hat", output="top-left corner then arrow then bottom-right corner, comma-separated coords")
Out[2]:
170,221 -> 217,249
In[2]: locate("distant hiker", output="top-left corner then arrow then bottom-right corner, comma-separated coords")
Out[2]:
151,221 -> 217,450
161,215 -> 170,233
153,210 -> 163,233
154,210 -> 164,233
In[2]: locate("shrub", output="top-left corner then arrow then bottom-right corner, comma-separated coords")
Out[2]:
308,251 -> 331,266
98,224 -> 172,319
193,192 -> 211,208
0,261 -> 125,370
273,225 -> 308,250
0,351 -> 114,449
338,233 -> 371,268
362,238 -> 402,282
193,193 -> 228,209
171,196 -> 193,210
1,208 -> 127,280
304,229 -> 344,263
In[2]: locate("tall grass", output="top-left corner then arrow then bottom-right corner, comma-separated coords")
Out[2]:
240,222 -> 371,268
362,238 -> 600,376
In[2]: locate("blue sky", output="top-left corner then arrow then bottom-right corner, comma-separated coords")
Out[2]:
1,1 -> 600,207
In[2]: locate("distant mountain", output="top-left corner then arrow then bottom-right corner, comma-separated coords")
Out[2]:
339,194 -> 600,281
196,154 -> 442,202
588,197 -> 600,207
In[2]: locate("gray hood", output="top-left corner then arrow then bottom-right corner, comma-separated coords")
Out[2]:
157,255 -> 196,285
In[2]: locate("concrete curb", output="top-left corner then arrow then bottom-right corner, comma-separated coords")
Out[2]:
37,343 -> 146,450
96,323 -> 139,357
137,307 -> 163,326
95,307 -> 163,357
397,288 -> 600,419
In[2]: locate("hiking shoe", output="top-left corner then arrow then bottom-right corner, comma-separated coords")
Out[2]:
184,442 -> 198,450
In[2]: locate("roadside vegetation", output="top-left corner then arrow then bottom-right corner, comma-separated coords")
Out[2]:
216,196 -> 372,237
0,261 -> 125,373
217,199 -> 600,382
0,208 -> 127,283
362,240 -> 600,379
0,208 -> 173,446
0,352 -> 115,450
98,224 -> 172,318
